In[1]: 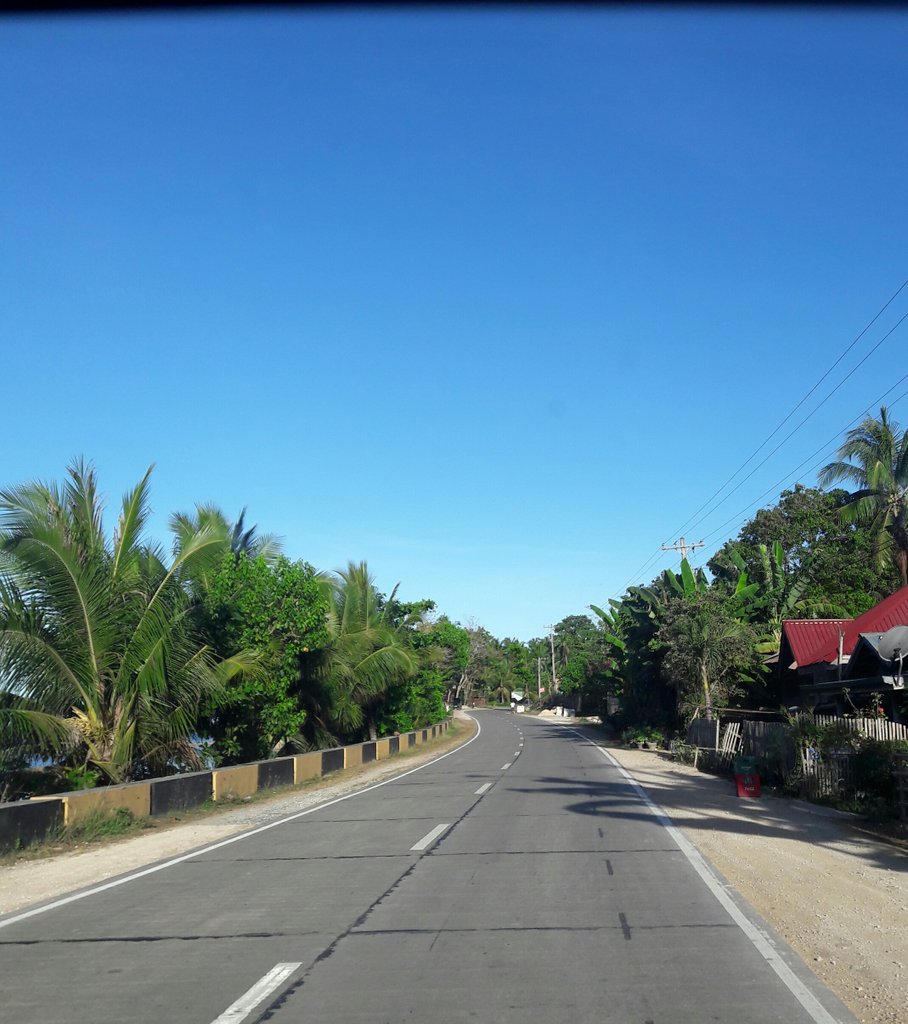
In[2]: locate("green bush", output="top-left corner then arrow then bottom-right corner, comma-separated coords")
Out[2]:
854,738 -> 908,804
621,725 -> 666,749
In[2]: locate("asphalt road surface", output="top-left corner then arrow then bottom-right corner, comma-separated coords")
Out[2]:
0,711 -> 858,1024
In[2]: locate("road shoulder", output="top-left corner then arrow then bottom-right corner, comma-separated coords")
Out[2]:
597,733 -> 907,1024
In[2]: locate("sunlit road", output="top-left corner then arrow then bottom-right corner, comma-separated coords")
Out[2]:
0,712 -> 856,1024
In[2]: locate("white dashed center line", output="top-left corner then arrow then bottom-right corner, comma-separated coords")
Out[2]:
210,962 -> 302,1024
411,823 -> 452,851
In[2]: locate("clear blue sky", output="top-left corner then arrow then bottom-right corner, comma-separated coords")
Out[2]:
3,8 -> 908,640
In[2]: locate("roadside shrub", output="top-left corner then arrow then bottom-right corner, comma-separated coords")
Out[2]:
854,739 -> 908,805
621,725 -> 666,749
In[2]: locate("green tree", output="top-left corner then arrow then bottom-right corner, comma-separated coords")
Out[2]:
819,407 -> 908,589
318,562 -> 418,741
657,591 -> 757,721
709,484 -> 899,614
0,461 -> 251,784
194,553 -> 329,763
411,617 -> 470,706
552,615 -> 612,713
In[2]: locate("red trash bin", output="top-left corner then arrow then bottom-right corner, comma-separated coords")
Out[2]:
735,772 -> 761,798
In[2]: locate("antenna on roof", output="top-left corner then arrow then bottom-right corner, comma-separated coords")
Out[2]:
878,625 -> 908,690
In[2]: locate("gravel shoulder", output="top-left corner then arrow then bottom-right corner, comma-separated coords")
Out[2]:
0,715 -> 477,919
601,737 -> 907,1024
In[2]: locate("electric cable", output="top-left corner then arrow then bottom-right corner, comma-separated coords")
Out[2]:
698,379 -> 908,548
669,274 -> 908,539
611,281 -> 908,599
679,308 -> 908,538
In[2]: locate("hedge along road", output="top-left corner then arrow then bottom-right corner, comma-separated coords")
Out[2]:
0,712 -> 858,1024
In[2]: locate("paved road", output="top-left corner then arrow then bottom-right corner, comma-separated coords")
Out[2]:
0,712 -> 856,1024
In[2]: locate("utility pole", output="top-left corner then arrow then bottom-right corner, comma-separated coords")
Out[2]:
546,625 -> 559,694
661,536 -> 705,562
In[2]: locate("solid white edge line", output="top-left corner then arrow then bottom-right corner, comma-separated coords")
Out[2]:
566,726 -> 844,1024
410,822 -> 451,851
500,762 -> 512,770
0,714 -> 482,930
210,961 -> 302,1024
475,782 -> 493,795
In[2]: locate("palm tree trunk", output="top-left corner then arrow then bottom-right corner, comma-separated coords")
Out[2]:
701,660 -> 714,721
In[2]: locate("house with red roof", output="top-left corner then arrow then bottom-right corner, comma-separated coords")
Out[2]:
777,586 -> 908,717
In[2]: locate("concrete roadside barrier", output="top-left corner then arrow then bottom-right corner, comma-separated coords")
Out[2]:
293,752 -> 322,783
149,771 -> 213,815
344,743 -> 364,769
257,757 -> 295,790
0,798 -> 64,853
212,764 -> 258,802
60,781 -> 151,827
0,716 -> 454,851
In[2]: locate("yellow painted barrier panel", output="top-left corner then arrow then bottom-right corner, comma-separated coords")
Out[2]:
212,765 -> 258,801
63,782 -> 151,827
293,752 -> 322,784
344,744 -> 363,769
375,738 -> 391,760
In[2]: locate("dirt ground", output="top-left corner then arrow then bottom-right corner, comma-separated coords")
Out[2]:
2,717 -> 905,1024
602,739 -> 907,1024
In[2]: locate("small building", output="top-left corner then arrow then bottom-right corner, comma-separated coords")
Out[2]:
778,586 -> 908,718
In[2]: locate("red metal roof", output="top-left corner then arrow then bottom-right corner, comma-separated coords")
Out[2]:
782,585 -> 908,666
782,619 -> 851,668
814,585 -> 908,663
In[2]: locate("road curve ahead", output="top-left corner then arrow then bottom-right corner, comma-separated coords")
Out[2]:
0,711 -> 856,1024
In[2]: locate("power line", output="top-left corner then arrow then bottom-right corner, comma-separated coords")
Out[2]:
611,279 -> 908,600
698,378 -> 908,548
670,275 -> 908,539
679,307 -> 908,539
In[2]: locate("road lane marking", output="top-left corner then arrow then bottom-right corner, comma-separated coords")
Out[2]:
567,726 -> 843,1024
210,962 -> 301,1024
513,751 -> 520,756
0,716 -> 482,930
475,783 -> 493,795
500,762 -> 512,770
411,823 -> 451,851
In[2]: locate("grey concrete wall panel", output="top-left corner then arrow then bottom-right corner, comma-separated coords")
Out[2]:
361,742 -> 376,764
0,798 -> 64,852
389,736 -> 399,754
322,748 -> 344,774
257,758 -> 295,790
149,772 -> 213,815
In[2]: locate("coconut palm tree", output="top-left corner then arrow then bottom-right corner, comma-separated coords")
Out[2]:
170,504 -> 282,566
318,562 -> 418,740
0,460 -> 253,783
819,407 -> 908,589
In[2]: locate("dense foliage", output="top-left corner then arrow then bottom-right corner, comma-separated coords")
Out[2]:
2,407 -> 905,797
